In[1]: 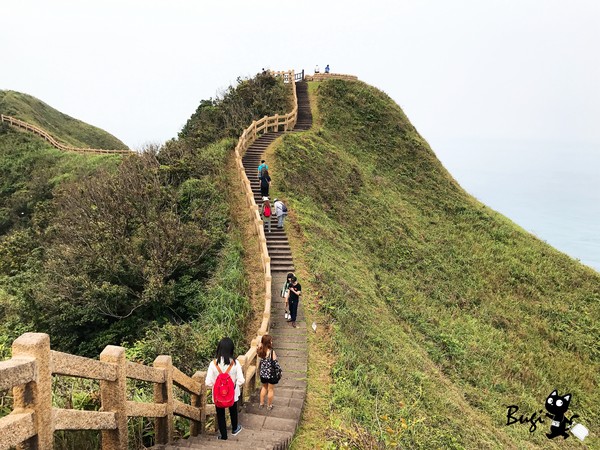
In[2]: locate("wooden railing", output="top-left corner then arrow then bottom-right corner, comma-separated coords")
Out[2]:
0,333 -> 210,449
233,69 -> 298,338
0,114 -> 131,155
0,69 -> 300,450
304,72 -> 358,82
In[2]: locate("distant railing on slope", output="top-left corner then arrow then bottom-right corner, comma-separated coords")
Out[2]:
0,114 -> 131,155
0,69 -> 300,450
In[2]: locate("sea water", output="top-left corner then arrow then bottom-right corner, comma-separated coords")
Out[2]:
433,138 -> 600,273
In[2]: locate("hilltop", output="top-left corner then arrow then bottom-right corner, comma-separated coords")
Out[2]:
0,90 -> 127,150
268,79 -> 599,448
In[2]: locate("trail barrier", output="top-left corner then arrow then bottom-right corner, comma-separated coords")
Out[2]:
0,114 -> 131,155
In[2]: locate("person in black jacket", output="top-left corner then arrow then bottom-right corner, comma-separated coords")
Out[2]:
260,170 -> 271,197
286,276 -> 301,328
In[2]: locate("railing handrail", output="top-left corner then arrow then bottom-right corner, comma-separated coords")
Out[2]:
0,334 -> 209,449
0,114 -> 131,155
0,68 -> 301,450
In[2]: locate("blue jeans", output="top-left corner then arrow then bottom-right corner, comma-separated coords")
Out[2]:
277,214 -> 285,227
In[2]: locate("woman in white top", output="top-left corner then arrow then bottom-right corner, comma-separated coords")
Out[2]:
205,337 -> 245,440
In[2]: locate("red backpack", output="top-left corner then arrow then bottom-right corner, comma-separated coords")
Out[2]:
264,204 -> 271,217
213,360 -> 235,408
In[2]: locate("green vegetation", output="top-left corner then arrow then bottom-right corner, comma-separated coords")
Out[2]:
0,90 -> 127,150
1,73 -> 290,447
1,72 -> 289,362
179,72 -> 291,148
272,80 -> 600,448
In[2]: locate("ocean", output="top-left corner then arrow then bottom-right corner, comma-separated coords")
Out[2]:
433,138 -> 600,273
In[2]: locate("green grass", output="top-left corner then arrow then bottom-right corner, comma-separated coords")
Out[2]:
273,80 -> 599,449
0,90 -> 127,149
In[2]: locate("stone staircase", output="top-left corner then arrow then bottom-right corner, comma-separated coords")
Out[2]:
294,82 -> 312,131
155,81 -> 311,450
242,132 -> 295,273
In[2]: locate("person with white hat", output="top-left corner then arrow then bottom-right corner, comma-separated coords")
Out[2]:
261,197 -> 272,232
273,198 -> 287,229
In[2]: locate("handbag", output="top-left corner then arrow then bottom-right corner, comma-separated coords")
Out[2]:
259,350 -> 282,384
269,354 -> 282,384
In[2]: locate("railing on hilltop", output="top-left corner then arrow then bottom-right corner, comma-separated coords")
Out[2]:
0,69 -> 300,450
0,114 -> 131,155
304,72 -> 358,82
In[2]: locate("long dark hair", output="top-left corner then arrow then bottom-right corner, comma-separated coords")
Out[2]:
257,335 -> 273,359
215,337 -> 235,365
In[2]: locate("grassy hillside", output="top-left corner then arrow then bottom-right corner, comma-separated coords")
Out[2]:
0,90 -> 127,150
270,80 -> 599,448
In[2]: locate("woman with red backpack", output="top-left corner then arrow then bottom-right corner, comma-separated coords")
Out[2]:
205,337 -> 245,440
261,197 -> 272,233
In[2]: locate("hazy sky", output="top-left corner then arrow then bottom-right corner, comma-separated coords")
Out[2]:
3,1 -> 600,270
2,0 -> 599,150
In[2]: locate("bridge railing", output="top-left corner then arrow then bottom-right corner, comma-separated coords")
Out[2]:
0,114 -> 131,155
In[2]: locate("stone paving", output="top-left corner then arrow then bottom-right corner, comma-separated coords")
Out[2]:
155,82 -> 311,450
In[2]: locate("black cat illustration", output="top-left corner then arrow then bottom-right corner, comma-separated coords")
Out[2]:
545,390 -> 579,439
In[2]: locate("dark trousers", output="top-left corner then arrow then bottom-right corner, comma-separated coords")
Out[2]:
289,298 -> 299,322
216,401 -> 238,439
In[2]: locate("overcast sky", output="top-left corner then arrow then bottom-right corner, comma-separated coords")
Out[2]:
3,0 -> 599,150
3,1 -> 600,270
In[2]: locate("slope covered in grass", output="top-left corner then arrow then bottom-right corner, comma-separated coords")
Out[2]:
0,90 -> 127,149
271,80 -> 599,448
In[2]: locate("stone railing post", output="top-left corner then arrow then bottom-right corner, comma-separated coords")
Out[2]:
154,355 -> 174,444
190,371 -> 204,436
100,345 -> 127,450
12,333 -> 53,450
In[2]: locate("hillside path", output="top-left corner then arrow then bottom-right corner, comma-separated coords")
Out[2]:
156,81 -> 311,450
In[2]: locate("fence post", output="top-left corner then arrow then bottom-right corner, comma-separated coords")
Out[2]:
100,345 -> 127,450
12,333 -> 53,450
154,355 -> 174,444
190,371 -> 205,436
